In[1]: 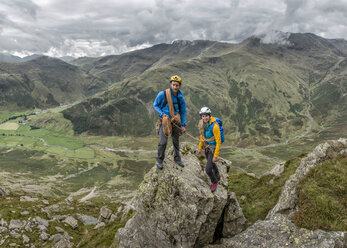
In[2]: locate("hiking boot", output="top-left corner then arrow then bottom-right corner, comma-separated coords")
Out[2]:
156,161 -> 163,170
211,182 -> 218,192
174,160 -> 184,168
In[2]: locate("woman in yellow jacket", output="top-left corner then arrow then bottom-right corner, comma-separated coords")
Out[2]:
198,107 -> 221,192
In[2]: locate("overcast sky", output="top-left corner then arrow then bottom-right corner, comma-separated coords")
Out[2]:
0,0 -> 347,58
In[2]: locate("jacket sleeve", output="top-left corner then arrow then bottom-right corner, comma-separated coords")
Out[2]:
199,134 -> 204,150
213,123 -> 221,157
179,94 -> 187,126
153,91 -> 165,117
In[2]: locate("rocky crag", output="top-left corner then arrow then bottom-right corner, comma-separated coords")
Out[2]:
116,140 -> 347,248
115,143 -> 246,247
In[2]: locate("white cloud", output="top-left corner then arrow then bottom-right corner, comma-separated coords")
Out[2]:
0,0 -> 346,57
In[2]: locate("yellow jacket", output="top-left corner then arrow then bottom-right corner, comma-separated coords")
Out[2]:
198,116 -> 221,157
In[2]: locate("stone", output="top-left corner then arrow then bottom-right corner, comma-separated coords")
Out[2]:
55,227 -> 65,233
50,233 -> 64,243
116,143 -> 230,248
40,232 -> 49,241
76,213 -> 98,226
0,226 -> 8,234
20,196 -> 39,202
63,216 -> 78,229
24,224 -> 32,232
22,234 -> 30,244
10,231 -> 21,239
37,224 -> 47,232
110,214 -> 117,222
21,211 -> 30,216
0,219 -> 8,227
35,216 -> 49,227
93,222 -> 105,229
9,220 -> 23,230
99,207 -> 112,223
52,215 -> 65,221
54,239 -> 74,248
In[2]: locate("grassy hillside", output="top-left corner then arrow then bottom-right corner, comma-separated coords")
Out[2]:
293,154 -> 347,231
0,57 -> 107,111
64,33 -> 346,146
71,40 -> 235,84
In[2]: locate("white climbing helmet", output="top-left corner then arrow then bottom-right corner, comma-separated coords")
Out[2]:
199,106 -> 211,115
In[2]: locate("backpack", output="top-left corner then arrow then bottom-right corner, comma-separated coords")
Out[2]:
210,117 -> 225,143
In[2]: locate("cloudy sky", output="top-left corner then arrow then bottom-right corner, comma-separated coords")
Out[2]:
1,0 -> 347,58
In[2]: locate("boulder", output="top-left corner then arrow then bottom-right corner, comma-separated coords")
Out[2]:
63,216 -> 78,229
9,220 -> 24,230
115,143 -> 234,248
76,213 -> 98,226
99,207 -> 112,223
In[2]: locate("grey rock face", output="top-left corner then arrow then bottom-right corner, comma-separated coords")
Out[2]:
222,192 -> 247,238
116,143 -> 233,248
221,214 -> 345,248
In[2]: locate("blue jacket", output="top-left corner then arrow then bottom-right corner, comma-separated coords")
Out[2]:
153,88 -> 187,126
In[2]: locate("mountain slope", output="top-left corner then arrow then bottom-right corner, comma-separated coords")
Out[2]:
63,33 -> 346,146
71,40 -> 235,84
0,56 -> 107,110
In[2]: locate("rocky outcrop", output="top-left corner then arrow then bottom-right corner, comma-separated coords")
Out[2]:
215,138 -> 347,248
267,138 -> 347,219
220,214 -> 345,248
115,143 -> 246,248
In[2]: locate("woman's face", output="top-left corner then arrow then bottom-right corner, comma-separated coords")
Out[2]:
201,114 -> 210,123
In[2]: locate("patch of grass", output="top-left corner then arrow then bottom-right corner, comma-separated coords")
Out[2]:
228,154 -> 305,223
293,155 -> 347,231
42,135 -> 84,149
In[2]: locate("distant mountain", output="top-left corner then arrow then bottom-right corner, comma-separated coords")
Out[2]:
63,33 -> 347,146
59,56 -> 75,62
0,56 -> 107,110
0,53 -> 76,63
0,53 -> 22,63
21,54 -> 45,62
71,40 -> 235,84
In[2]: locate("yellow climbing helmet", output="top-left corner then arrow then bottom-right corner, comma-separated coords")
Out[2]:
170,75 -> 182,84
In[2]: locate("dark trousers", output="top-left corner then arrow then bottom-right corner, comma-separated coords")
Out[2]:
157,123 -> 181,163
205,148 -> 220,184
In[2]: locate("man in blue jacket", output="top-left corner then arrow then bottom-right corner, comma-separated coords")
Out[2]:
153,75 -> 187,169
